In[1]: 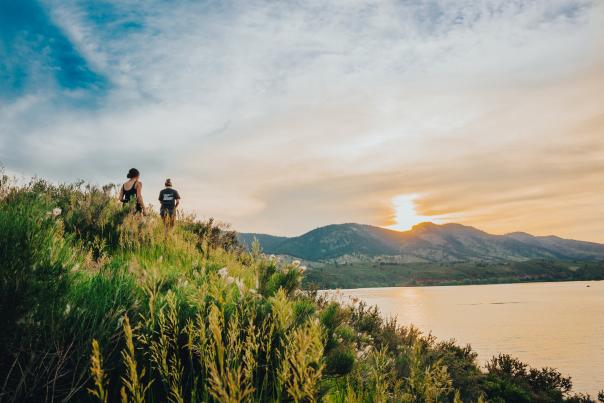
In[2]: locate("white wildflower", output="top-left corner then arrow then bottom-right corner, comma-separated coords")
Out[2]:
292,260 -> 301,267
269,254 -> 276,261
299,266 -> 306,273
357,345 -> 373,358
48,207 -> 62,217
235,278 -> 246,293
217,267 -> 228,278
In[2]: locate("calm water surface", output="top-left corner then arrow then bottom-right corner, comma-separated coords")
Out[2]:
331,281 -> 604,396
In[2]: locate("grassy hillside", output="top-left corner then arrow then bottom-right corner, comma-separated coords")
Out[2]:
1,175 -> 603,402
303,260 -> 604,289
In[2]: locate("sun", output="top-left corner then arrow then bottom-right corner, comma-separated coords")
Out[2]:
388,194 -> 436,231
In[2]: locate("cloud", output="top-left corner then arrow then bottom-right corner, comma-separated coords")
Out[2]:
1,0 -> 603,241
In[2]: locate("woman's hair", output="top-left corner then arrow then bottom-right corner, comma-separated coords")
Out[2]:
127,168 -> 140,179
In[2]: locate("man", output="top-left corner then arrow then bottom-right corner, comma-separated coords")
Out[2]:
158,178 -> 180,230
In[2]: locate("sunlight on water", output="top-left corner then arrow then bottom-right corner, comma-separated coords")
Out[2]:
333,281 -> 604,396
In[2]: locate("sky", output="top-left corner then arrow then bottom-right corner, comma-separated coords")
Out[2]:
1,0 -> 603,241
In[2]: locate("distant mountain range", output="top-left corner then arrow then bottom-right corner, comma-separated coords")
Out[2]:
238,222 -> 604,263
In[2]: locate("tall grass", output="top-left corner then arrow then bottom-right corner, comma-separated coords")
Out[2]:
1,175 -> 601,402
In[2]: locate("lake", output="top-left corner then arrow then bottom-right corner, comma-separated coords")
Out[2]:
329,280 -> 604,396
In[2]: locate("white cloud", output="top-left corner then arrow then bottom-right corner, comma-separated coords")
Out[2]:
1,0 -> 603,240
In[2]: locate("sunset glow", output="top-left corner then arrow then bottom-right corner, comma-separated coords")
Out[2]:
388,194 -> 439,232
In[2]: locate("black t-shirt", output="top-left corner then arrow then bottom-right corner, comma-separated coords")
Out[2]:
158,188 -> 180,209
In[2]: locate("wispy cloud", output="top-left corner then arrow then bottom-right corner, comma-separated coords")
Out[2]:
1,0 -> 603,241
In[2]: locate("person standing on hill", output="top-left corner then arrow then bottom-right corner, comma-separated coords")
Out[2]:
158,178 -> 180,230
119,168 -> 145,214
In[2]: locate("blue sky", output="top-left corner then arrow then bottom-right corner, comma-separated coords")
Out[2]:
0,0 -> 107,100
1,0 -> 603,240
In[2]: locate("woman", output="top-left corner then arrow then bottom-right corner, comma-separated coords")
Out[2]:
118,168 -> 145,214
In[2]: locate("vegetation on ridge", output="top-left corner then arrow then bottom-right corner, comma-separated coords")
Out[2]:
1,175 -> 603,402
302,260 -> 604,289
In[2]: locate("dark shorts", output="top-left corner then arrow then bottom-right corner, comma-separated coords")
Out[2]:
122,199 -> 143,212
160,207 -> 175,218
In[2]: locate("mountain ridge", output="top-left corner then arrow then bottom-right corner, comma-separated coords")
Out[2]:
238,222 -> 604,263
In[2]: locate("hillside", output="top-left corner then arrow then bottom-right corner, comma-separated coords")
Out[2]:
239,222 -> 604,263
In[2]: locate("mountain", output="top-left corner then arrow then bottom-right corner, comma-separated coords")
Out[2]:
238,222 -> 604,263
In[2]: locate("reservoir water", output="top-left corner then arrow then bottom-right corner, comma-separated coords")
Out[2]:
331,280 -> 604,396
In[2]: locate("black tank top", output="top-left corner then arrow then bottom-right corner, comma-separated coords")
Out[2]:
122,181 -> 138,204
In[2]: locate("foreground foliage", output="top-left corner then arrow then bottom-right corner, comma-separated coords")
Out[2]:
0,175 -> 602,402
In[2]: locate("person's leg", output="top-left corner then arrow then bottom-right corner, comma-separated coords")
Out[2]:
168,208 -> 176,229
160,208 -> 168,226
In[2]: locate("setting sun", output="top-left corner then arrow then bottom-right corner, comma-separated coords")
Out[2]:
388,194 -> 438,232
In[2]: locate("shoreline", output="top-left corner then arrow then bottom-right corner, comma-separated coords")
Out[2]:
314,277 -> 604,291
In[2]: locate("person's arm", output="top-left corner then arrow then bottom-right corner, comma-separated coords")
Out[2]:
136,182 -> 145,212
175,191 -> 180,208
118,186 -> 124,202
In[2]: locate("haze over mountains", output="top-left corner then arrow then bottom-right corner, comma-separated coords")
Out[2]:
239,222 -> 604,263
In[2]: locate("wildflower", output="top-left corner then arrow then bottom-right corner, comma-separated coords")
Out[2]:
299,265 -> 306,273
269,254 -> 276,261
226,276 -> 235,285
292,260 -> 301,267
235,278 -> 246,293
217,267 -> 228,278
52,207 -> 62,217
357,344 -> 373,358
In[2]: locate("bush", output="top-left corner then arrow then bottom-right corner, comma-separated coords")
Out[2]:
0,190 -> 84,400
325,346 -> 355,375
486,354 -> 572,402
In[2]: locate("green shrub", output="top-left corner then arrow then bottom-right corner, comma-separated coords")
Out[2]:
325,346 -> 355,375
0,189 -> 84,400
